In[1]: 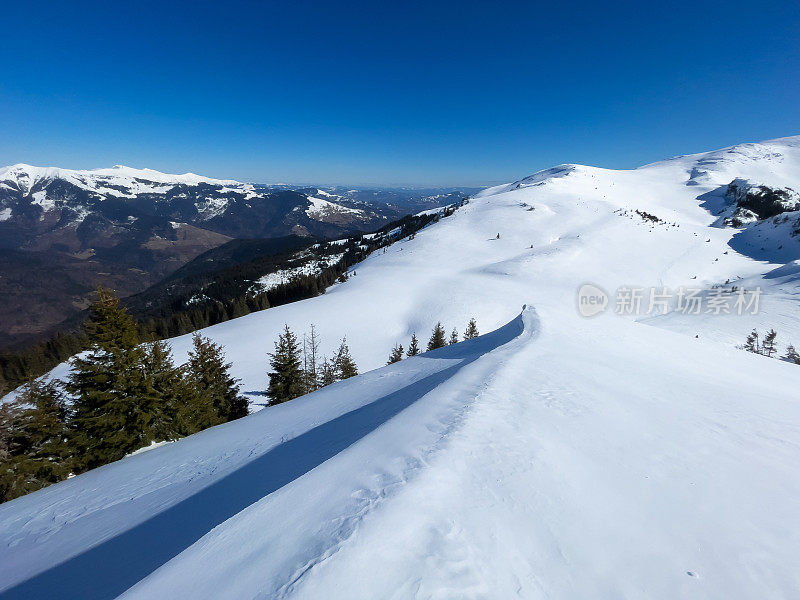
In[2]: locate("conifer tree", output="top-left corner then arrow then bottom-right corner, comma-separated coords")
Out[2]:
744,329 -> 760,354
143,340 -> 187,439
0,379 -> 72,501
318,356 -> 337,387
188,333 -> 248,421
267,325 -> 305,404
387,344 -> 404,364
449,328 -> 459,345
427,322 -> 447,351
785,344 -> 800,365
763,329 -> 778,358
66,286 -> 160,472
334,338 -> 358,379
464,318 -> 479,340
407,334 -> 420,357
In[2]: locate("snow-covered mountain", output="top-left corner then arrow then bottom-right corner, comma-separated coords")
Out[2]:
3,136 -> 800,598
0,164 -> 470,348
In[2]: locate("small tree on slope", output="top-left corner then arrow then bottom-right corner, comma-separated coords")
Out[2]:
334,338 -> 358,380
427,322 -> 447,351
744,329 -> 760,354
784,344 -> 800,365
449,328 -> 459,345
407,334 -> 420,357
267,325 -> 305,404
188,333 -> 248,422
464,318 -> 479,340
387,344 -> 404,364
762,329 -> 778,358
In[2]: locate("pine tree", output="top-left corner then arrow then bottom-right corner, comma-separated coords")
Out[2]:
0,379 -> 72,501
464,318 -> 479,340
267,325 -> 305,404
387,344 -> 404,364
66,286 -> 159,472
407,334 -> 420,357
188,333 -> 248,421
427,322 -> 447,351
318,356 -> 337,387
334,338 -> 358,379
763,329 -> 778,358
449,328 -> 459,345
142,340 -> 187,440
785,344 -> 800,365
744,329 -> 760,354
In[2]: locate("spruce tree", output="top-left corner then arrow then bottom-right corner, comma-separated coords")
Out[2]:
319,356 -> 337,387
763,329 -> 778,358
449,328 -> 459,345
143,340 -> 187,440
334,338 -> 358,379
387,344 -> 404,364
66,286 -> 160,472
267,325 -> 305,404
744,329 -> 760,353
464,318 -> 479,340
427,322 -> 447,351
188,333 -> 248,421
0,379 -> 72,501
785,344 -> 800,365
407,334 -> 420,357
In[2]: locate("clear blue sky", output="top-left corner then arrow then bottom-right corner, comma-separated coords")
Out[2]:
1,0 -> 798,186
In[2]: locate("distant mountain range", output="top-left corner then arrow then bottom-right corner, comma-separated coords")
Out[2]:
0,163 -> 476,348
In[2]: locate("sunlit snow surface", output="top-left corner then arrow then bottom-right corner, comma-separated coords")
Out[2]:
2,136 -> 800,599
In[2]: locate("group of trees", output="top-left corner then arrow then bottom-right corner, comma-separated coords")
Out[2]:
743,328 -> 800,364
267,325 -> 358,404
387,318 -> 478,364
0,208 -> 460,398
0,287 -> 246,503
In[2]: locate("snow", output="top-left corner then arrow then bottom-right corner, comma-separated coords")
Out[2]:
251,253 -> 345,293
3,135 -> 800,598
0,207 -> 11,221
0,163 -> 240,200
305,195 -> 364,220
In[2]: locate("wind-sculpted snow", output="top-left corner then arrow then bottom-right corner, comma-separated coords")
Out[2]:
4,135 -> 800,598
0,308 -> 534,600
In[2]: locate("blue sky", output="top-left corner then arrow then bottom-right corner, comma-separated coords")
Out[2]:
1,1 -> 798,186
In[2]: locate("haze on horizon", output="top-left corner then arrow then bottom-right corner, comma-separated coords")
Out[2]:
1,0 -> 798,186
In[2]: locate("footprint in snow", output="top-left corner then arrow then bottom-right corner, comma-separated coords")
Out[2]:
686,571 -> 698,578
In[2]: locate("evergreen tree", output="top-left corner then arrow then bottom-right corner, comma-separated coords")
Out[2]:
763,329 -> 778,358
334,338 -> 358,379
449,328 -> 459,345
427,322 -> 447,351
744,329 -> 760,354
464,318 -> 479,340
407,334 -> 420,357
387,344 -> 404,364
0,379 -> 72,502
66,286 -> 160,472
318,356 -> 337,387
188,333 -> 248,421
267,325 -> 305,404
143,340 -> 187,439
785,344 -> 800,365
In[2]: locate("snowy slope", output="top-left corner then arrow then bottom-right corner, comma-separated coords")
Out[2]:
3,136 -> 800,599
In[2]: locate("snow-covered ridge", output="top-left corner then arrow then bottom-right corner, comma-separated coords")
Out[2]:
0,163 -> 240,196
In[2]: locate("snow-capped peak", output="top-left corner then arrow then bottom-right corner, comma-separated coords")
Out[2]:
0,163 -> 241,195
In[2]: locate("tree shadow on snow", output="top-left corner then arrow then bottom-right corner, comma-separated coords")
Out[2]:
1,308 -> 531,600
